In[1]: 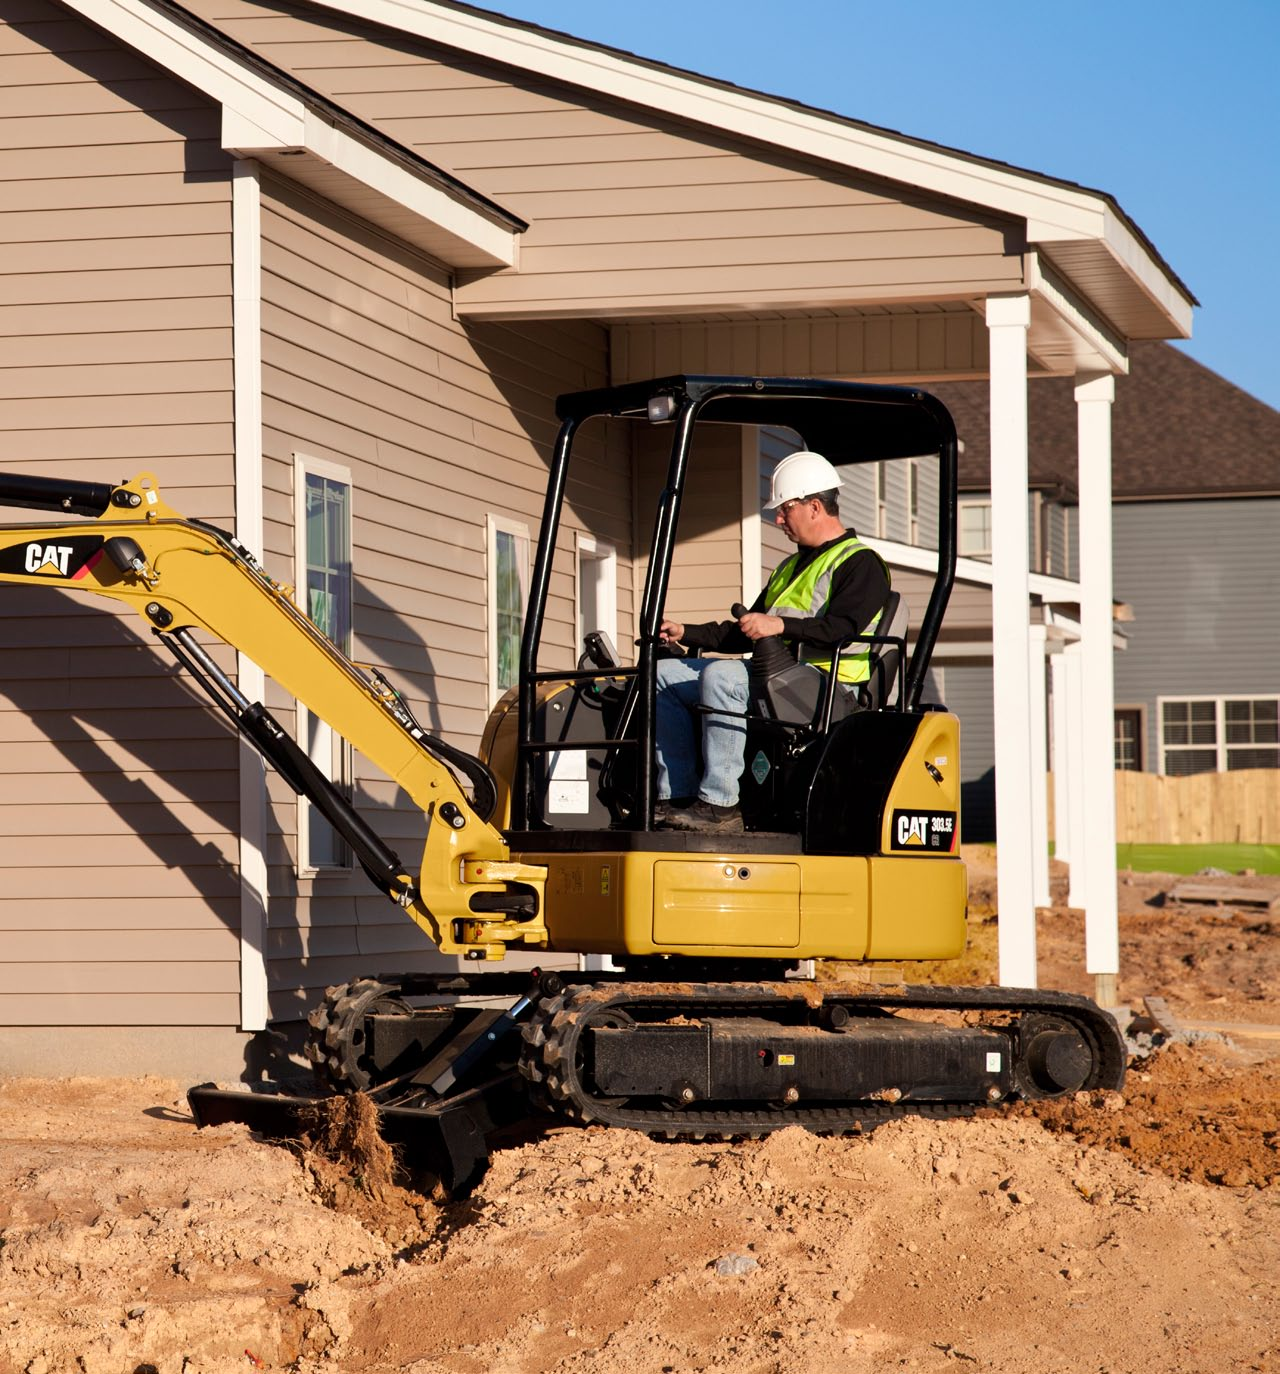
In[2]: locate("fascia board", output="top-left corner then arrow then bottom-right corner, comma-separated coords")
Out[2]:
928,641 -> 995,659
222,106 -> 302,153
63,0 -> 517,268
1045,606 -> 1127,650
1100,203 -> 1196,336
304,1 -> 1141,245
867,536 -> 1001,589
300,111 -> 517,266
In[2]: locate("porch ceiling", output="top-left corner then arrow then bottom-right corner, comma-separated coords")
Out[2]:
606,297 -> 1121,387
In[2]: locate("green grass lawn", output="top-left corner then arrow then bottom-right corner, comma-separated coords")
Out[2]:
1047,840 -> 1280,874
1114,842 -> 1280,875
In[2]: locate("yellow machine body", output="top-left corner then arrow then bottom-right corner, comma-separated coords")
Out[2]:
482,681 -> 967,964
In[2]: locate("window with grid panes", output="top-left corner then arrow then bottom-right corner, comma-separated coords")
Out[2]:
1114,708 -> 1142,771
488,515 -> 530,703
958,499 -> 992,559
1160,696 -> 1280,774
298,464 -> 352,868
1224,698 -> 1280,770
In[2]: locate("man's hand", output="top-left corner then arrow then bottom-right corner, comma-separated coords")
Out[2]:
658,617 -> 684,644
737,611 -> 785,641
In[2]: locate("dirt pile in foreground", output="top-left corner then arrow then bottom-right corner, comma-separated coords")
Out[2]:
1026,1040 -> 1280,1189
3,858 -> 1278,1372
1,1052 -> 1276,1374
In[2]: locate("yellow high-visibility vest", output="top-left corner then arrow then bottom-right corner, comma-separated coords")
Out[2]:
763,535 -> 889,684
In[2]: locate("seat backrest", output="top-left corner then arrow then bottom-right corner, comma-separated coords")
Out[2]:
857,591 -> 908,710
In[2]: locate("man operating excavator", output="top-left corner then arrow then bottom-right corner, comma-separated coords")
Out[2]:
655,450 -> 892,833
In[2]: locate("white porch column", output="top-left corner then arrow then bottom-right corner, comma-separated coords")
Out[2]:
986,295 -> 1036,988
1062,642 -> 1088,907
1028,623 -> 1050,908
1075,373 -> 1120,1005
233,160 -> 269,1033
1049,646 -> 1072,865
740,426 -> 763,603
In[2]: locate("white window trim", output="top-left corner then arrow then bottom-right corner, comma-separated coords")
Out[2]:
958,496 -> 993,559
487,513 -> 531,707
1157,693 -> 1280,775
575,532 -> 617,652
294,453 -> 354,875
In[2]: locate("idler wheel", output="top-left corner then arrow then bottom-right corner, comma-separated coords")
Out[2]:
1014,1014 -> 1094,1099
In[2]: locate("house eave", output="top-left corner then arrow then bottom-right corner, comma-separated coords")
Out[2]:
63,0 -> 524,270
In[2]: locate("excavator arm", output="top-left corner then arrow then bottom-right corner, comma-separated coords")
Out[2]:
0,470 -> 548,960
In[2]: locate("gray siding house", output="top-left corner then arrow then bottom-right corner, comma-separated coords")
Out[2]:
931,343 -> 1280,836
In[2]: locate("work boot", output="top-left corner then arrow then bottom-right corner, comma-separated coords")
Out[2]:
654,797 -> 694,828
662,799 -> 744,834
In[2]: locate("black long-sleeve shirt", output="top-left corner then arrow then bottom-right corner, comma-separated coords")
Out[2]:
680,532 -> 890,658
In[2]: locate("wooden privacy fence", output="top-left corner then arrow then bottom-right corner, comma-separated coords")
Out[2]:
1113,768 -> 1279,845
1048,769 -> 1280,843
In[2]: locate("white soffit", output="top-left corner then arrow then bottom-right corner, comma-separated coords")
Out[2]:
1022,252 -> 1130,376
303,0 -> 1192,336
61,0 -> 520,269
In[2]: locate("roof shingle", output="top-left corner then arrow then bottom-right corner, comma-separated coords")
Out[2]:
930,343 -> 1280,500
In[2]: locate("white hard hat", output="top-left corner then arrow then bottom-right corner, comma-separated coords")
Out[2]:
764,451 -> 841,510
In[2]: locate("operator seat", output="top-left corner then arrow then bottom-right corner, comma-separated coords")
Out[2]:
747,589 -> 907,728
854,590 -> 907,712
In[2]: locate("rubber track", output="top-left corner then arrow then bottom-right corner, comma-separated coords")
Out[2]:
519,981 -> 1126,1140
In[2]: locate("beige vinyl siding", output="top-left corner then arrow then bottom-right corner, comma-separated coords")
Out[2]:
0,1 -> 237,1029
759,425 -> 799,589
181,1 -> 1025,319
255,179 -> 617,1016
633,423 -> 742,629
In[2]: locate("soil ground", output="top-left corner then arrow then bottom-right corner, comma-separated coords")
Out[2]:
2,847 -> 1278,1374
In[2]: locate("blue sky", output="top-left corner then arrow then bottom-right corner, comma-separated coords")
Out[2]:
484,0 -> 1280,412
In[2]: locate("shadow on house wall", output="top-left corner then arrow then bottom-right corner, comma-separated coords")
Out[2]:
0,575 -> 472,1032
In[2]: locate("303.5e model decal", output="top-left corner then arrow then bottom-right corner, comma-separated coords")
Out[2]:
890,808 -> 958,852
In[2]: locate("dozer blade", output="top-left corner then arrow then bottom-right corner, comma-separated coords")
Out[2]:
187,1071 -> 533,1195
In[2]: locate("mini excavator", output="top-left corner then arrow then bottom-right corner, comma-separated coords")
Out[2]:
0,376 -> 1123,1189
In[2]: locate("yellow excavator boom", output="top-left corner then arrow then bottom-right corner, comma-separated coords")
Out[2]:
0,470 -> 547,960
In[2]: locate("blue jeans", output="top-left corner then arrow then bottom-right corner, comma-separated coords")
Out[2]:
654,656 -> 749,807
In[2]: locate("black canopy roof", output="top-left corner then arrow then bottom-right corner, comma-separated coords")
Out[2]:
556,375 -> 956,465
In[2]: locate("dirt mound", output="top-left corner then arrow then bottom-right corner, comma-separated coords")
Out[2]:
0,1078 -> 425,1373
1,1064 -> 1278,1374
3,855 -> 1279,1372
1026,1040 -> 1280,1189
344,1106 -> 1277,1374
